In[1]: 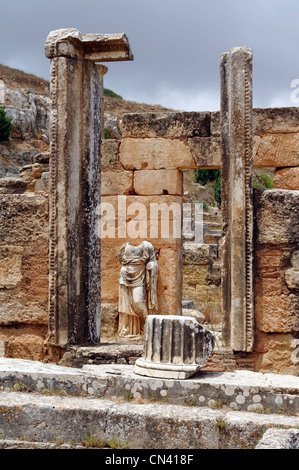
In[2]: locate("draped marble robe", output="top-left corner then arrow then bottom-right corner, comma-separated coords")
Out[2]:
117,241 -> 158,337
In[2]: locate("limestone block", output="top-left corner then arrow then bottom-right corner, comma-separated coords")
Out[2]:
134,169 -> 182,196
0,242 -> 48,326
188,137 -> 221,169
274,167 -> 299,190
254,189 -> 299,245
0,178 -> 28,194
253,107 -> 299,134
101,139 -> 120,168
183,243 -> 210,265
182,308 -> 205,324
101,169 -> 133,195
100,303 -> 119,338
255,332 -> 299,375
134,315 -> 215,379
35,172 -> 49,193
0,246 -> 23,289
285,251 -> 299,290
0,295 -> 48,325
45,28 -> 133,62
210,111 -> 220,137
0,194 -> 49,245
121,112 -> 210,138
183,265 -> 208,286
119,138 -> 195,170
253,133 -> 299,168
255,295 -> 294,333
0,326 -> 47,361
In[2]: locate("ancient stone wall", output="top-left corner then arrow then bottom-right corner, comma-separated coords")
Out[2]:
0,107 -> 298,373
253,189 -> 299,374
0,193 -> 49,360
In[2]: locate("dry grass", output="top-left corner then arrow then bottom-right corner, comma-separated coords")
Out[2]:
0,64 -> 50,95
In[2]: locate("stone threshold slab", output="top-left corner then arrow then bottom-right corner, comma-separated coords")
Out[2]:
0,358 -> 298,414
0,389 -> 298,449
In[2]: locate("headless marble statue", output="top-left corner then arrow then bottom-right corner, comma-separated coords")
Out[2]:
117,241 -> 158,337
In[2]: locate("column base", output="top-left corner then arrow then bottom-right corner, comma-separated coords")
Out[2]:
134,358 -> 202,380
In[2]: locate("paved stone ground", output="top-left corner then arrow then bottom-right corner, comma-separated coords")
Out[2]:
0,358 -> 298,449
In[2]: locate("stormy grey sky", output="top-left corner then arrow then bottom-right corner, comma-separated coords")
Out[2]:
0,0 -> 299,111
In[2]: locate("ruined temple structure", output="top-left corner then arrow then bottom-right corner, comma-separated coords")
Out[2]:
0,33 -> 298,376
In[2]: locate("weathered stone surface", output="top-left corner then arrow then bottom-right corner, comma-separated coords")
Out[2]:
0,241 -> 48,326
188,137 -> 221,169
285,251 -> 299,289
255,332 -> 299,375
182,308 -> 205,323
253,107 -> 299,134
220,46 -> 254,352
134,169 -> 182,195
19,162 -> 49,180
255,295 -> 295,333
45,28 -> 133,62
273,166 -> 299,190
48,48 -> 102,346
101,139 -> 120,168
121,112 -> 211,138
60,344 -> 143,368
46,28 -> 133,347
4,85 -> 50,141
0,327 -> 48,361
254,133 -> 299,168
135,315 -> 215,379
0,194 -> 49,244
0,246 -> 23,289
0,295 -> 48,325
34,172 -> 49,193
34,153 -> 50,164
99,303 -> 119,338
183,243 -> 210,265
119,138 -> 195,170
0,178 -> 29,194
101,168 -> 133,195
1,359 -> 299,415
256,428 -> 299,449
254,189 -> 299,245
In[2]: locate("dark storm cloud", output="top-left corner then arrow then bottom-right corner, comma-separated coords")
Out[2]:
0,0 -> 298,110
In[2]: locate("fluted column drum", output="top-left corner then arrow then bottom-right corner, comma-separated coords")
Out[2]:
134,315 -> 215,379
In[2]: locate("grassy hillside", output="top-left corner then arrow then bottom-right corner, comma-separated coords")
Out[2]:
0,63 -> 175,116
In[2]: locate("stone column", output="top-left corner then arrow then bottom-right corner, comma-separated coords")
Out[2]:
134,315 -> 215,379
220,47 -> 254,352
45,29 -> 133,346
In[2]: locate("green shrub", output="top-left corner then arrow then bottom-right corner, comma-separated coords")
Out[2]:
195,169 -> 220,185
0,106 -> 13,141
213,172 -> 221,205
104,127 -> 112,139
103,88 -> 123,100
253,172 -> 274,190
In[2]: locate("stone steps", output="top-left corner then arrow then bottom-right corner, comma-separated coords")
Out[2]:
0,358 -> 298,449
0,389 -> 299,449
